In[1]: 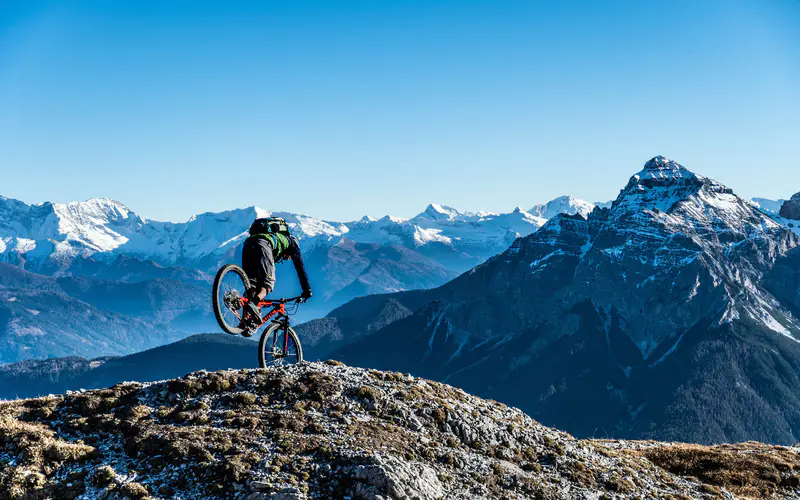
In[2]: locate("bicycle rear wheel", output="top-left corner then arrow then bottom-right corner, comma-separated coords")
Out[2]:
258,323 -> 303,367
212,264 -> 250,335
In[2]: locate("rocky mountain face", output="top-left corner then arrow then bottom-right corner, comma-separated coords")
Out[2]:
780,193 -> 800,221
3,362 -> 800,499
316,157 -> 800,445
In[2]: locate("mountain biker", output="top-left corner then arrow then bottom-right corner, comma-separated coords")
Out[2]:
240,217 -> 312,328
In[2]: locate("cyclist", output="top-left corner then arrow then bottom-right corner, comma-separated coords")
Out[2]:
240,217 -> 312,328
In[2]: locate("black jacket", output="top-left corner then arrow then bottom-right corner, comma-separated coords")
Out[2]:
241,234 -> 311,294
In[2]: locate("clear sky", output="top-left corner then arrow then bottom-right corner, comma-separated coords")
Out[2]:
1,0 -> 798,222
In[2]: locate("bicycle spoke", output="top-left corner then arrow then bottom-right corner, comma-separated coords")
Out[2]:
262,326 -> 300,366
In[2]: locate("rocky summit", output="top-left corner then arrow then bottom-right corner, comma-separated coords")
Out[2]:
2,362 -> 800,499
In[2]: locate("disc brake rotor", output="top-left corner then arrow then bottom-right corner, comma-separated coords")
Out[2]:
224,289 -> 242,311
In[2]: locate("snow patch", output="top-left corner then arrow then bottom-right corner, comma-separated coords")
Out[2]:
528,250 -> 566,270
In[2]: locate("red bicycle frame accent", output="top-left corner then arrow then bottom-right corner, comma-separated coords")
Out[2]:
240,296 -> 301,358
241,298 -> 286,326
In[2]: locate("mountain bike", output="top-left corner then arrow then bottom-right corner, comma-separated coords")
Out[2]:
212,264 -> 303,367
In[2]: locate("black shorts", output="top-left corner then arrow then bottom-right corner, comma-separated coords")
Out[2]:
242,237 -> 276,292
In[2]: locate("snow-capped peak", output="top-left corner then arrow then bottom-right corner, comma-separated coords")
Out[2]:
530,196 -> 596,219
53,198 -> 135,225
253,207 -> 272,219
417,203 -> 464,221
613,156 -> 710,214
633,155 -> 695,182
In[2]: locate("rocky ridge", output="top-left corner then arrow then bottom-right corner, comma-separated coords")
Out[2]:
2,362 -> 800,499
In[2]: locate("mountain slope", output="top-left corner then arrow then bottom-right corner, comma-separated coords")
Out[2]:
3,362 -> 798,499
0,264 -> 207,364
0,334 -> 257,400
328,156 -> 800,444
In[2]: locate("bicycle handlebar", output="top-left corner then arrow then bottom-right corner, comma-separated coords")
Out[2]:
265,296 -> 304,304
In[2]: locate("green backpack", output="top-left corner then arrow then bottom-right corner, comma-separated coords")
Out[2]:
248,217 -> 292,260
249,217 -> 290,237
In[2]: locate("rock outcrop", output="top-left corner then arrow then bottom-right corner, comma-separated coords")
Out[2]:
2,362 -> 800,499
780,193 -> 800,220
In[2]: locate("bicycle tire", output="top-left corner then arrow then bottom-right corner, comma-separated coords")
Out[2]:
258,322 -> 303,367
212,264 -> 250,336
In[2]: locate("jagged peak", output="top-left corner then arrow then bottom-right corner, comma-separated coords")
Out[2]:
633,156 -> 695,182
52,197 -> 136,223
417,203 -> 464,221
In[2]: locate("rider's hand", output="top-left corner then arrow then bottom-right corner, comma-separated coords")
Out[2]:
301,289 -> 312,302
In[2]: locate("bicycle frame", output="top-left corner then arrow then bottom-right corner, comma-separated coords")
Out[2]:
241,296 -> 299,357
242,298 -> 288,327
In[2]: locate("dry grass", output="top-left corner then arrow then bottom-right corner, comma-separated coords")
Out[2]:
0,417 -> 95,469
4,363 -> 795,499
641,442 -> 800,499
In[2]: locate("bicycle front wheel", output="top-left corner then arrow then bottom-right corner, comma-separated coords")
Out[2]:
212,264 -> 250,336
258,323 -> 303,368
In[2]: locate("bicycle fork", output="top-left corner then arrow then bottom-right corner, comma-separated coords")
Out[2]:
272,319 -> 291,358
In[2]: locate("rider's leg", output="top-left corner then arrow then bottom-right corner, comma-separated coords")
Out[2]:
243,285 -> 271,327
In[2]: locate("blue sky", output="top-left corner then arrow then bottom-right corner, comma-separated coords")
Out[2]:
1,0 -> 798,222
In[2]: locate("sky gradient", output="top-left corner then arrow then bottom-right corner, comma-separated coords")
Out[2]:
1,0 -> 799,222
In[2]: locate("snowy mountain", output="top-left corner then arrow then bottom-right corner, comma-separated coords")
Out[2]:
319,156 -> 800,444
750,196 -> 786,215
0,194 -> 583,362
529,195 -> 596,219
0,195 -> 563,315
0,197 -> 555,276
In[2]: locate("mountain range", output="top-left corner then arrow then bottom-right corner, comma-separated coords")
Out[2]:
303,157 -> 800,445
0,194 -> 604,281
3,156 -> 800,448
0,194 -> 595,363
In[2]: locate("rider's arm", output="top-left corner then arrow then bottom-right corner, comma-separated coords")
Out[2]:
288,237 -> 312,296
